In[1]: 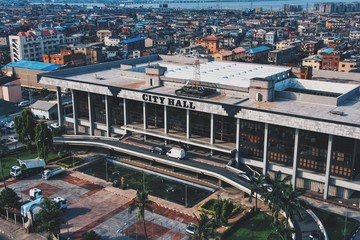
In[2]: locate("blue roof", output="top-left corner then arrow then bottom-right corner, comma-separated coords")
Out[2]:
5,60 -> 62,71
321,48 -> 334,54
135,21 -> 149,26
121,37 -> 144,44
245,46 -> 271,54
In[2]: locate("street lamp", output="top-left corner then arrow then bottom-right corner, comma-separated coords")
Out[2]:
338,201 -> 348,240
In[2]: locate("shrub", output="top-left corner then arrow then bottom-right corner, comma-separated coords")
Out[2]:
57,157 -> 84,168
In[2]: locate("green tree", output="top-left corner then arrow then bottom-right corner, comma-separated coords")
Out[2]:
35,121 -> 53,163
128,190 -> 153,240
0,143 -> 8,186
249,174 -> 266,212
15,108 -> 36,150
35,199 -> 64,236
192,213 -> 215,240
82,230 -> 101,240
263,171 -> 292,224
0,187 -> 21,210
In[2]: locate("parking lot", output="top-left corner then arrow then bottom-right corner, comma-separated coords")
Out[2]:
1,166 -> 201,240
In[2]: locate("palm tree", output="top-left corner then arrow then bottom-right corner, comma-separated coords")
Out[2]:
128,190 -> 153,240
213,199 -> 235,226
263,171 -> 292,224
192,213 -> 215,240
267,219 -> 295,240
249,174 -> 266,212
281,184 -> 305,227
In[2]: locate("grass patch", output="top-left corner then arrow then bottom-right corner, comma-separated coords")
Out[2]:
311,207 -> 360,240
226,212 -> 274,240
0,151 -> 58,181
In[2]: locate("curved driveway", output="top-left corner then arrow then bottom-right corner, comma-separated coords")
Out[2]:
54,136 -> 321,239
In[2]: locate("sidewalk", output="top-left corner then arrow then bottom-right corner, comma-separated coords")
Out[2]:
0,217 -> 46,240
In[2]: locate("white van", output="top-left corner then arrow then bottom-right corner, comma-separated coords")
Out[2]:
166,147 -> 186,159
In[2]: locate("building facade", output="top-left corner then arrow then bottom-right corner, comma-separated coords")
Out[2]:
9,30 -> 64,62
40,55 -> 360,200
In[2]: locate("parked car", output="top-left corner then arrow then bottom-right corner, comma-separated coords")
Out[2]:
50,123 -> 60,129
4,121 -> 15,129
18,100 -> 31,107
7,136 -> 18,142
150,146 -> 166,155
185,223 -> 197,235
237,173 -> 252,182
309,230 -> 322,240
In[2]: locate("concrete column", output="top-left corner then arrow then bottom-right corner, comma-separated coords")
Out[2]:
323,134 -> 333,200
164,105 -> 168,134
235,118 -> 240,165
88,92 -> 94,136
210,113 -> 214,144
123,98 -> 127,125
71,89 -> 78,135
56,87 -> 63,126
105,96 -> 111,137
143,102 -> 147,129
262,123 -> 269,175
292,129 -> 299,190
186,109 -> 190,139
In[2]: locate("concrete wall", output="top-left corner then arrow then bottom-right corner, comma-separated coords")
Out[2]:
275,91 -> 338,106
313,69 -> 360,82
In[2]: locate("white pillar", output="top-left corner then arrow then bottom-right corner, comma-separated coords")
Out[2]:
235,118 -> 240,164
88,92 -> 93,136
292,129 -> 299,190
210,114 -> 214,144
56,87 -> 63,126
71,89 -> 78,135
105,96 -> 111,137
143,102 -> 147,129
324,134 -> 333,200
262,123 -> 268,175
164,106 -> 168,134
186,109 -> 190,139
123,98 -> 127,125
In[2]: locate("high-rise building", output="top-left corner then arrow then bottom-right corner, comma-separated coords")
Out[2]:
9,30 -> 64,62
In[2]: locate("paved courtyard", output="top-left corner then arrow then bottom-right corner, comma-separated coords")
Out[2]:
1,168 -> 202,240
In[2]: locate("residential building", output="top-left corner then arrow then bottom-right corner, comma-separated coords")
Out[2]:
338,59 -> 358,72
349,31 -> 360,40
321,54 -> 340,71
97,30 -> 112,43
302,55 -> 322,70
121,37 -> 145,52
43,49 -> 85,66
265,32 -> 276,45
244,46 -> 271,62
268,46 -> 296,65
9,30 -> 65,62
73,44 -> 104,65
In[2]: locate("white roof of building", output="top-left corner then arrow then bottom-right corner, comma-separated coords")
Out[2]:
30,100 -> 57,111
161,61 -> 289,88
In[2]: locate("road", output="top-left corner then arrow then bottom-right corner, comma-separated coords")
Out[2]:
55,135 -> 321,239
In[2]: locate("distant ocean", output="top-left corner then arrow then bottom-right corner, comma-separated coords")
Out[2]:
37,0 -> 359,10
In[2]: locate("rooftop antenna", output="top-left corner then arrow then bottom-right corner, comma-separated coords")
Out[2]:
194,53 -> 201,88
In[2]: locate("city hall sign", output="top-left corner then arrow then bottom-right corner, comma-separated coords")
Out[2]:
142,94 -> 195,109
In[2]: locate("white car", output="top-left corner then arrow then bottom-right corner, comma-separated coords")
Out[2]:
238,173 -> 252,182
4,121 -> 15,129
185,223 -> 197,235
50,123 -> 60,129
7,136 -> 18,142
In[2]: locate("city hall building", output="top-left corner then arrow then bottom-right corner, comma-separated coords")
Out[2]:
39,55 -> 360,200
